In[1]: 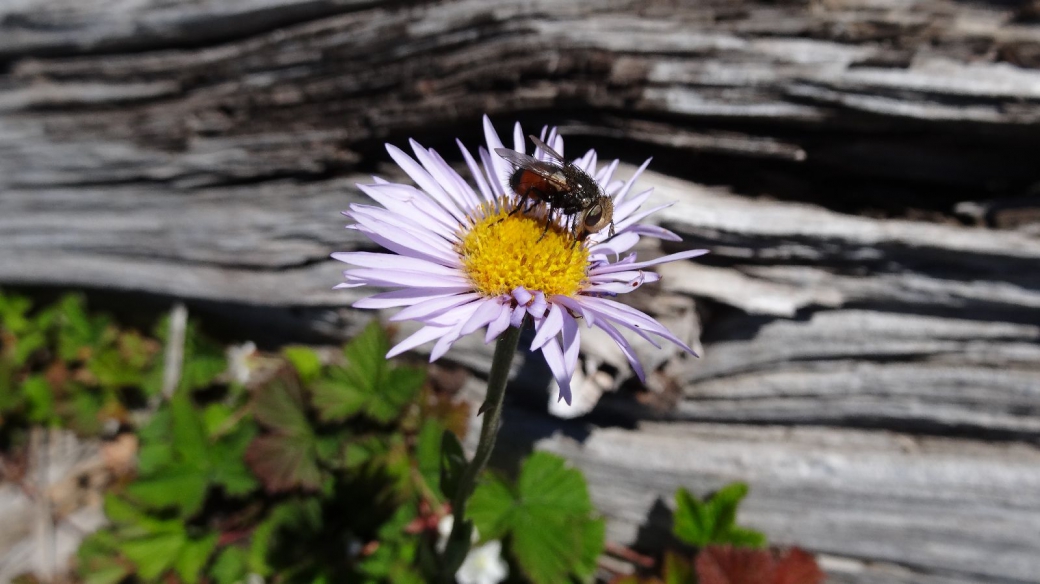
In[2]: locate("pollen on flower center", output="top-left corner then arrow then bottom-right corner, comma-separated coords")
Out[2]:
459,205 -> 589,298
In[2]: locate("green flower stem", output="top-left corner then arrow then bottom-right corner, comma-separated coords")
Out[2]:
440,323 -> 522,581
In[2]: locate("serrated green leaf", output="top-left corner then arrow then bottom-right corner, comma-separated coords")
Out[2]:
310,322 -> 423,424
722,526 -> 768,548
314,432 -> 347,465
210,423 -> 259,496
516,452 -> 593,515
121,531 -> 186,580
470,452 -> 601,584
673,487 -> 711,546
309,375 -> 367,422
510,519 -> 578,584
209,546 -> 248,584
705,482 -> 748,535
212,459 -> 258,497
339,434 -> 386,470
56,295 -> 105,361
182,354 -> 227,391
468,475 -> 515,540
343,321 -> 389,383
673,482 -> 766,548
173,533 -> 219,584
171,393 -> 210,467
126,464 -> 208,517
575,516 -> 606,581
253,377 -> 311,436
202,403 -> 234,437
82,564 -> 131,584
77,529 -> 132,584
12,330 -> 46,367
283,346 -> 323,384
63,389 -> 104,435
245,434 -> 322,493
23,375 -> 56,425
102,494 -> 149,526
365,366 -> 423,424
0,293 -> 33,334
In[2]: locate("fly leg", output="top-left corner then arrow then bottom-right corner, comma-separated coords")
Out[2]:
536,207 -> 555,242
570,215 -> 582,248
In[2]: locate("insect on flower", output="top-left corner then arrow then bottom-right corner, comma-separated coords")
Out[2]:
333,116 -> 709,405
495,135 -> 614,243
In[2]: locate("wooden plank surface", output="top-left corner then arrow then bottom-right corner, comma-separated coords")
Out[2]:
2,0 -> 1039,581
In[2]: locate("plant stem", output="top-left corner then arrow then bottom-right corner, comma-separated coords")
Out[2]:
440,324 -> 522,581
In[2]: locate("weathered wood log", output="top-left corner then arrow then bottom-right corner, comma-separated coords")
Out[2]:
2,0 -> 1040,582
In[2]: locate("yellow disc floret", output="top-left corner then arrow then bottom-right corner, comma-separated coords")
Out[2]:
459,206 -> 589,298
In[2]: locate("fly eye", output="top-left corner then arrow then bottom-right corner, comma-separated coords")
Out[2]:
584,205 -> 603,227
582,197 -> 613,234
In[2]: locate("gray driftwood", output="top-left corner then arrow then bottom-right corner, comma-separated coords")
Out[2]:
2,0 -> 1040,582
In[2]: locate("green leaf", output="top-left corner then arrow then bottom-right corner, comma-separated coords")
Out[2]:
338,434 -> 386,470
309,374 -> 367,421
413,420 -> 443,499
673,487 -> 712,547
469,452 -> 602,584
366,367 -> 424,424
126,464 -> 208,517
672,483 -> 766,548
253,377 -> 311,436
248,372 -> 322,493
0,293 -> 33,334
178,323 -> 228,392
211,423 -> 259,496
468,475 -> 515,540
210,546 -> 248,584
171,393 -> 210,466
76,529 -> 131,584
344,321 -> 390,383
246,434 -> 322,492
12,330 -> 46,367
723,526 -> 768,548
439,429 -> 467,501
121,531 -> 186,580
23,375 -> 56,425
283,346 -> 323,384
309,321 -> 424,424
82,565 -> 131,584
173,533 -> 219,584
706,482 -> 748,535
202,403 -> 234,437
56,295 -> 108,361
575,516 -> 606,581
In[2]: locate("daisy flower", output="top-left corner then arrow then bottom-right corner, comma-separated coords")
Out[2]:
333,116 -> 707,405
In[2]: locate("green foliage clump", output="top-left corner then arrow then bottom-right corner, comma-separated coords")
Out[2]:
77,321 -> 455,584
672,482 -> 766,548
0,291 -> 614,584
0,292 -> 167,444
469,452 -> 605,584
611,483 -> 780,584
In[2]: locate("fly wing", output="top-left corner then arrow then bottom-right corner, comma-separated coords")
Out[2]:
528,134 -> 565,162
494,148 -> 560,178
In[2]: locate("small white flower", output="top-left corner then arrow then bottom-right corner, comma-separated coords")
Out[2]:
226,340 -> 256,384
436,516 -> 508,584
456,540 -> 509,584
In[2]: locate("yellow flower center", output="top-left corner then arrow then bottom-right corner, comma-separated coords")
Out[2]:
459,205 -> 589,298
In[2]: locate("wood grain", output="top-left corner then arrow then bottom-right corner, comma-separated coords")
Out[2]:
2,0 -> 1039,581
